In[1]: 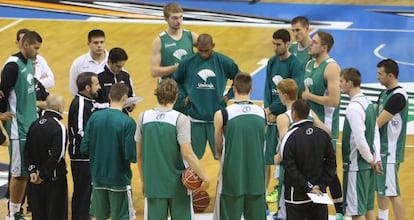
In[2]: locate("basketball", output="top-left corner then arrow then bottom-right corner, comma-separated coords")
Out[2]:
181,167 -> 202,190
192,190 -> 210,212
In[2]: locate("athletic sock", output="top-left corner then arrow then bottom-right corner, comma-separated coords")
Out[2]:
9,202 -> 21,216
378,208 -> 389,220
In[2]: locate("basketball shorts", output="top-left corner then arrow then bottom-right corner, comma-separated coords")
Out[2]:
265,125 -> 278,165
343,169 -> 375,216
191,122 -> 216,159
218,194 -> 266,220
376,163 -> 400,197
10,139 -> 28,177
90,184 -> 135,220
145,194 -> 192,220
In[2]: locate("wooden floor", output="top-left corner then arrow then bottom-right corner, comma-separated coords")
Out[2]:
0,0 -> 413,219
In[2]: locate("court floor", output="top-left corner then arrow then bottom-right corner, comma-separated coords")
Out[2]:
0,0 -> 413,219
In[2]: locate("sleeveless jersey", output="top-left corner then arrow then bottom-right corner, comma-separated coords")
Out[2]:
304,58 -> 339,139
141,109 -> 187,198
159,29 -> 193,79
4,56 -> 37,140
377,87 -> 408,163
289,42 -> 312,67
221,102 -> 266,195
342,95 -> 377,171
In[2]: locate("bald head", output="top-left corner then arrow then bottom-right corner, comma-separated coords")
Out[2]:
197,33 -> 213,47
46,94 -> 65,113
196,33 -> 215,60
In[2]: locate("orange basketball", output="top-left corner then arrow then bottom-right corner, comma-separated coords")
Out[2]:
192,190 -> 210,212
181,167 -> 202,190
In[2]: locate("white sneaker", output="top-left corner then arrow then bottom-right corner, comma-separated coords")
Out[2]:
5,215 -> 15,220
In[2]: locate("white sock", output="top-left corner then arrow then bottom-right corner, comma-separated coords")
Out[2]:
378,209 -> 389,220
9,202 -> 21,215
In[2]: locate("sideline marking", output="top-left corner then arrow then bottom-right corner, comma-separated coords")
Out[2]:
0,19 -> 23,32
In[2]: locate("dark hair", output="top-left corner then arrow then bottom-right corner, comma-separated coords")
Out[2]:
273,29 -> 291,42
76,72 -> 97,91
292,99 -> 310,120
109,83 -> 129,102
340,67 -> 361,87
155,79 -> 178,105
233,72 -> 252,95
291,16 -> 309,27
377,59 -> 399,78
16,28 -> 30,41
21,31 -> 42,44
88,29 -> 105,42
316,31 -> 334,52
108,47 -> 128,63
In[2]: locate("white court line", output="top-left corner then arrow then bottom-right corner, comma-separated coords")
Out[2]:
374,44 -> 414,66
0,19 -> 24,32
187,213 -> 351,220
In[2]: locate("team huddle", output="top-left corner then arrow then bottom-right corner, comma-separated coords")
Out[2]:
0,2 -> 408,220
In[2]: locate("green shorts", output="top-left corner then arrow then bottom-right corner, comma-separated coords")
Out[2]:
90,185 -> 135,220
217,193 -> 266,220
376,163 -> 400,197
265,125 -> 278,165
343,169 -> 375,216
145,193 -> 192,220
9,139 -> 28,177
191,122 -> 216,159
173,88 -> 189,115
331,139 -> 337,153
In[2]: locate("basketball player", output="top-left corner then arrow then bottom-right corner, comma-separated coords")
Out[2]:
173,33 -> 239,160
136,79 -> 210,220
289,16 -> 313,66
263,28 -> 303,206
302,31 -> 344,219
81,83 -> 137,220
375,59 -> 407,220
1,31 -> 42,220
214,73 -> 267,220
340,67 -> 382,220
150,2 -> 198,114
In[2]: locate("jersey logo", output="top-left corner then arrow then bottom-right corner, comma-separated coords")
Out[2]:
242,106 -> 251,113
198,69 -> 215,82
197,69 -> 216,90
39,118 -> 47,124
27,73 -> 35,94
173,49 -> 188,60
305,127 -> 314,135
156,113 -> 165,120
27,73 -> 34,85
304,77 -> 313,87
272,75 -> 283,86
164,43 -> 176,48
